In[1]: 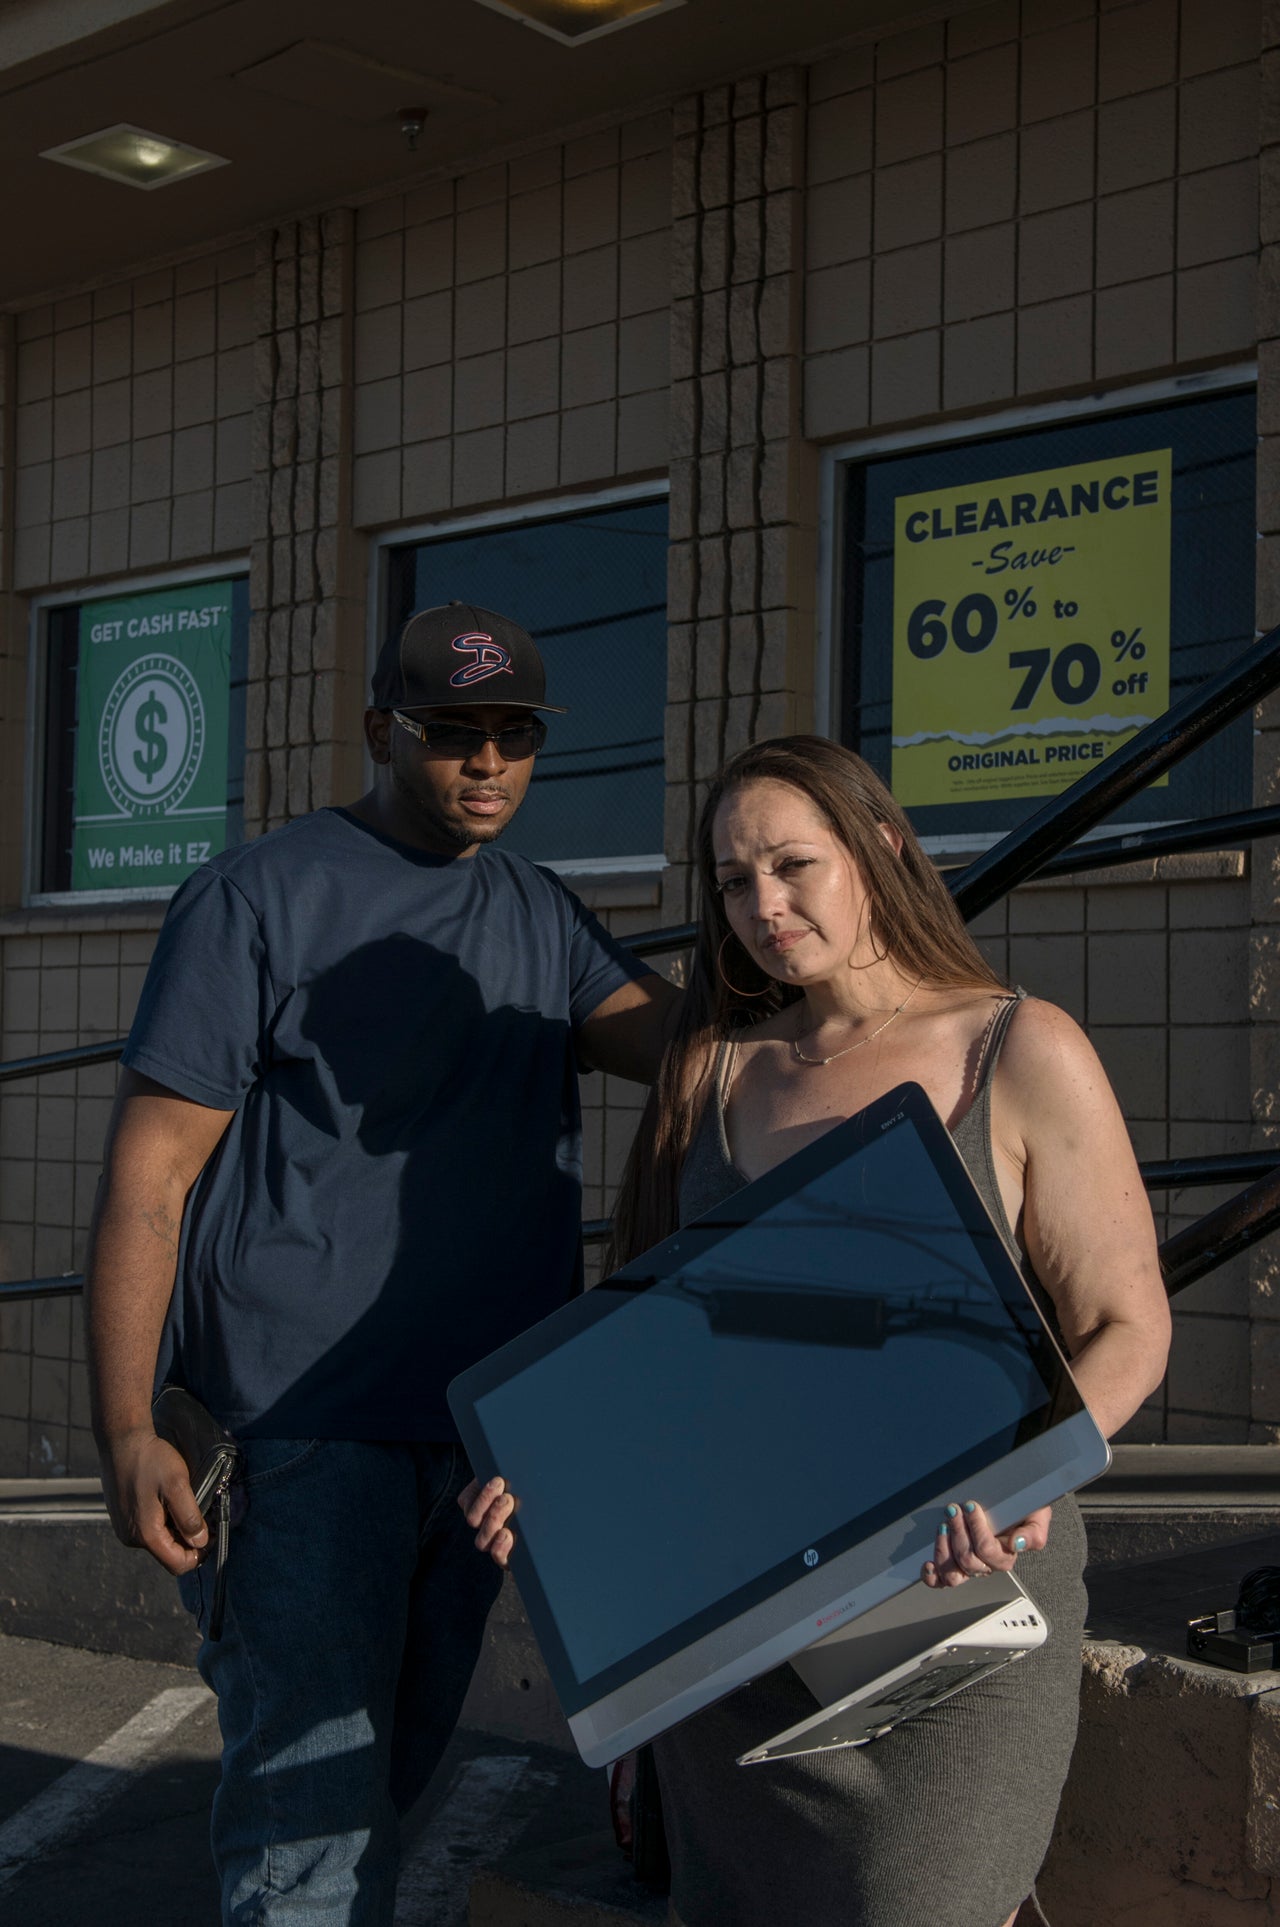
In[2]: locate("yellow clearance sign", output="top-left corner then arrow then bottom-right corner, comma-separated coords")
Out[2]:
891,450 -> 1171,807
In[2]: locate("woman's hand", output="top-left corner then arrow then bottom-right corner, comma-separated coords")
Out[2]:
921,1500 -> 1052,1588
458,1474 -> 519,1568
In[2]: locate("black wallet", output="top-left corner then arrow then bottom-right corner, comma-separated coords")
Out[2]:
151,1384 -> 243,1641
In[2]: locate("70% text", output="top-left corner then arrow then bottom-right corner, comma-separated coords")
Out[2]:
905,590 -> 1151,706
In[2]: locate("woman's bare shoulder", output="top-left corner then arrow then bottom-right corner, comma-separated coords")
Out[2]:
996,994 -> 1116,1114
671,1016 -> 785,1100
732,1005 -> 797,1046
1001,993 -> 1096,1061
915,983 -> 1012,1046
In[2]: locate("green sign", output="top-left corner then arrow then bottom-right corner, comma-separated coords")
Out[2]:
71,579 -> 233,892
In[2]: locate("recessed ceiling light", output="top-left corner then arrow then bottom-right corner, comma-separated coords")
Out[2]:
40,124 -> 229,191
471,0 -> 684,46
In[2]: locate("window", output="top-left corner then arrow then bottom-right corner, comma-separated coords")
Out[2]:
33,572 -> 249,900
839,388 -> 1255,849
383,494 -> 668,872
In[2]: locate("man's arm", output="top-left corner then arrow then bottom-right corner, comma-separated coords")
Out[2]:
86,1068 -> 235,1574
577,975 -> 682,1084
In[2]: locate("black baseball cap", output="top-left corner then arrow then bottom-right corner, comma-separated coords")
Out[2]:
371,601 -> 566,713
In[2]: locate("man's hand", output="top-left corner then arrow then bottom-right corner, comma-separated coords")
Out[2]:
99,1425 -> 210,1576
85,1069 -> 234,1566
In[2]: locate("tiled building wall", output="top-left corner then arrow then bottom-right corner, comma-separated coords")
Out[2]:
7,246 -> 257,598
0,916 -> 158,1475
345,116 -> 673,526
801,0 -> 1258,434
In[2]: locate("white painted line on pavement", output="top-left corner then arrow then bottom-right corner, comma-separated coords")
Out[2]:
393,1753 -> 558,1926
0,1684 -> 210,1892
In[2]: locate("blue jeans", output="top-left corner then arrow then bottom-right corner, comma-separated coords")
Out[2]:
179,1438 -> 503,1926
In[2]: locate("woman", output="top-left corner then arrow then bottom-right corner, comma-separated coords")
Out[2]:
465,737 -> 1171,1927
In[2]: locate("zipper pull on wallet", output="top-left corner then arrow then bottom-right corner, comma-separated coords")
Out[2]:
209,1481 -> 232,1641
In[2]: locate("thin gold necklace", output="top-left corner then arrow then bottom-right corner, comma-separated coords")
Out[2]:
792,980 -> 923,1067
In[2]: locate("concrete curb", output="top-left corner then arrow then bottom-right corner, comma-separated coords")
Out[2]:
0,1486 -> 573,1748
0,1508 -> 199,1666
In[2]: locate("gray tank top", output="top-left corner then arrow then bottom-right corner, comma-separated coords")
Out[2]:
662,991 -> 1081,1927
679,988 -> 1062,1337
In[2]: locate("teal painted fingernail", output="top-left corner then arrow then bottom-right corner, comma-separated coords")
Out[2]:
963,1501 -> 977,1515
939,1520 -> 951,1536
946,1503 -> 959,1518
1014,1535 -> 1027,1552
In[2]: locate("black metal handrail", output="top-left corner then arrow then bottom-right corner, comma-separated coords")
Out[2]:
0,1274 -> 83,1303
3,627 -> 1279,1305
0,1038 -> 130,1086
1032,801 -> 1280,880
581,1152 -> 1280,1249
13,1145 -> 1280,1307
2,1135 -> 1273,1305
1139,1152 -> 1280,1191
950,623 -> 1280,920
1160,1165 -> 1280,1297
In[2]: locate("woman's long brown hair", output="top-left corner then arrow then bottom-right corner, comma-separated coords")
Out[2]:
605,737 -> 1006,1271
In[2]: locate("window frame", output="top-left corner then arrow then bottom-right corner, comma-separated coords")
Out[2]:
24,557 -> 251,909
815,365 -> 1257,862
368,479 -> 670,880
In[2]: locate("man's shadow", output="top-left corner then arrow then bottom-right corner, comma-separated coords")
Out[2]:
217,932 -> 585,1883
251,930 -> 584,1435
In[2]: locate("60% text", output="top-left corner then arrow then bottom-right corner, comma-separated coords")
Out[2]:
905,591 -> 1151,707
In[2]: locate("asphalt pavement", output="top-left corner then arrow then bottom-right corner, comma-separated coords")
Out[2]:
0,1631 -> 614,1927
0,1633 -> 220,1925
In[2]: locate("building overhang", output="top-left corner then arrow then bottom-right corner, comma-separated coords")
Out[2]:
1,0 -> 973,307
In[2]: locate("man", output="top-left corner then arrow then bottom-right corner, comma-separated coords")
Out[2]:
86,602 -> 678,1925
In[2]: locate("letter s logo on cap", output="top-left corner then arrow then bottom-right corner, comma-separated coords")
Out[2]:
449,631 -> 514,688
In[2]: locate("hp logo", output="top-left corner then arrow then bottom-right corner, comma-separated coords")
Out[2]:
803,1548 -> 820,1568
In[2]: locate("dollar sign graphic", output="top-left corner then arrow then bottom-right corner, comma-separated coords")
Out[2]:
133,689 -> 168,787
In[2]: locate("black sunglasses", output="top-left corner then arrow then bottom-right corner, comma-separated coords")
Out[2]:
392,712 -> 548,760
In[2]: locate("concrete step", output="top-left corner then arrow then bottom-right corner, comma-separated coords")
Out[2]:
1087,1443 -> 1280,1502
0,1476 -> 104,1510
1076,1442 -> 1280,1568
0,1480 -> 197,1664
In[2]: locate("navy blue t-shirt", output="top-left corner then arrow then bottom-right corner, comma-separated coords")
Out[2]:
123,807 -> 648,1440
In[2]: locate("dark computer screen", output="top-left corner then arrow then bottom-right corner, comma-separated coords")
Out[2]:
467,1093 -> 1066,1697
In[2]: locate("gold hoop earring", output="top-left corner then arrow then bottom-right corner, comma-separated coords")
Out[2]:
717,933 -> 770,998
847,899 -> 888,971
848,934 -> 888,970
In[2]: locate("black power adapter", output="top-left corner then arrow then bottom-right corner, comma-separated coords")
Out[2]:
1187,1566 -> 1280,1673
